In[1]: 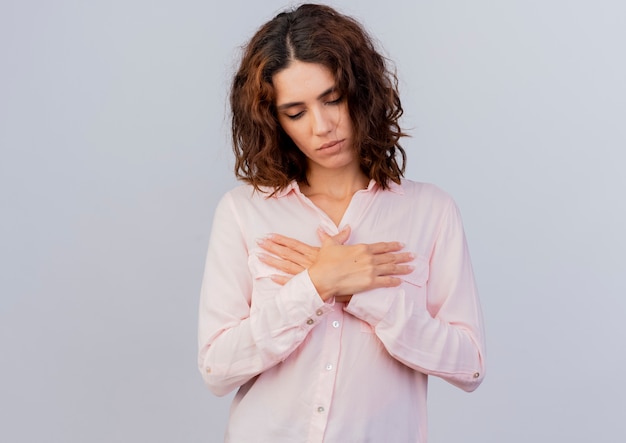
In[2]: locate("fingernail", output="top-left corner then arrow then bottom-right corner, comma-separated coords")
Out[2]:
257,234 -> 275,245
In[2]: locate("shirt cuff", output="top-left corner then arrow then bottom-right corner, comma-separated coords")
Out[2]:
286,271 -> 334,328
343,287 -> 396,328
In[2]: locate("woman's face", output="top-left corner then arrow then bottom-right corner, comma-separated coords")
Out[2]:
273,61 -> 356,175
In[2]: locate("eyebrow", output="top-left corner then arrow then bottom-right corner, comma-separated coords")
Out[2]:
276,86 -> 336,111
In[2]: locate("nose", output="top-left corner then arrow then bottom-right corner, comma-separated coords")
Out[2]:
310,106 -> 333,136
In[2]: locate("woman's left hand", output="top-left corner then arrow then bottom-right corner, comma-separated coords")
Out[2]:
256,233 -> 320,285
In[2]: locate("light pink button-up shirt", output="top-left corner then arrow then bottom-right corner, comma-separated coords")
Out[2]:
198,179 -> 485,443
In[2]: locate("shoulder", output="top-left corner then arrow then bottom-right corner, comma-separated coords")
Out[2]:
211,184 -> 257,220
397,180 -> 468,238
219,184 -> 275,205
397,179 -> 456,209
216,183 -> 292,221
222,184 -> 257,201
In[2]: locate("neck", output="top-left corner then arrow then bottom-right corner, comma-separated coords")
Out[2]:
301,164 -> 369,199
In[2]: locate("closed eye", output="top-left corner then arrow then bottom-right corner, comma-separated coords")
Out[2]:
286,111 -> 304,120
325,96 -> 343,106
283,94 -> 343,120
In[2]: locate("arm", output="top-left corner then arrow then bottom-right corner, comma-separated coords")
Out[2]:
257,230 -> 352,303
258,228 -> 415,303
198,197 -> 413,396
197,193 -> 330,396
257,201 -> 485,391
345,199 -> 486,392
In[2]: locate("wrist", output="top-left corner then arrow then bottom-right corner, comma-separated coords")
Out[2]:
307,268 -> 336,301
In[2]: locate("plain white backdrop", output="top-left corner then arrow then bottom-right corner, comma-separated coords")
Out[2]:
1,0 -> 625,441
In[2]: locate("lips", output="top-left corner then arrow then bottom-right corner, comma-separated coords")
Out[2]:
318,139 -> 344,150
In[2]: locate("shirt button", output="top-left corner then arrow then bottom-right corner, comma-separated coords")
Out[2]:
332,321 -> 340,328
306,319 -> 314,325
473,372 -> 480,378
316,309 -> 323,316
325,363 -> 333,371
317,406 -> 325,413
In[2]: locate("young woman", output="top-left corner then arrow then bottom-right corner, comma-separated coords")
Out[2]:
198,4 -> 485,442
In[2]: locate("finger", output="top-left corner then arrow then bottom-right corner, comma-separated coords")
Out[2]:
266,233 -> 319,257
332,225 -> 351,244
258,238 -> 314,267
318,225 -> 350,245
373,276 -> 403,288
317,228 -> 331,242
372,251 -> 415,266
258,252 -> 305,275
377,263 -> 415,276
364,241 -> 405,255
270,274 -> 291,286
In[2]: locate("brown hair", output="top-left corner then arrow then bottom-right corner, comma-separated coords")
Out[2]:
230,3 -> 407,192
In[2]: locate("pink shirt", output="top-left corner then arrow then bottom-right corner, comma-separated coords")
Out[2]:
198,179 -> 485,442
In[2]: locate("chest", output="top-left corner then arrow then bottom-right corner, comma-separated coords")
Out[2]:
306,194 -> 352,227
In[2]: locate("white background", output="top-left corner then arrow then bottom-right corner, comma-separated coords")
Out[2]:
1,0 -> 625,441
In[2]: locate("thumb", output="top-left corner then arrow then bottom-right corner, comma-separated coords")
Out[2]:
318,225 -> 351,245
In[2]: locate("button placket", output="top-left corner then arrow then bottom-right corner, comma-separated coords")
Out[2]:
307,307 -> 344,441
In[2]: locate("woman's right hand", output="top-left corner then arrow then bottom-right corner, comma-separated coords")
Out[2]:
308,227 -> 414,302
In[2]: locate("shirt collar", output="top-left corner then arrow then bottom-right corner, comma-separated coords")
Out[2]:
269,178 -> 405,198
385,179 -> 405,195
364,179 -> 405,195
264,182 -> 298,199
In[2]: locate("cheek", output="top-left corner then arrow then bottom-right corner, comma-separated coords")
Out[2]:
277,118 -> 294,136
280,123 -> 306,145
338,108 -> 352,132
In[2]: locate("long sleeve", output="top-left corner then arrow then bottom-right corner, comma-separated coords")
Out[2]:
344,197 -> 486,392
197,192 -> 331,397
199,181 -> 483,441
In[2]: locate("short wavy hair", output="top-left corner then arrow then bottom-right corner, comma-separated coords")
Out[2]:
230,3 -> 407,192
